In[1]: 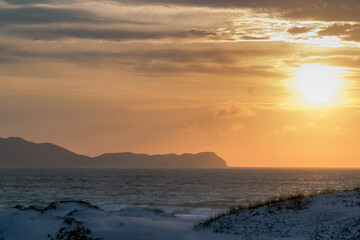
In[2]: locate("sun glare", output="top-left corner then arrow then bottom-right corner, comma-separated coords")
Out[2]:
291,64 -> 345,106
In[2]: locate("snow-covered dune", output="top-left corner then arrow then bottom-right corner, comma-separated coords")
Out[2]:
199,189 -> 360,240
0,190 -> 359,240
0,200 -> 224,240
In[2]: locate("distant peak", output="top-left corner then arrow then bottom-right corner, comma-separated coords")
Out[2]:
1,137 -> 29,142
196,152 -> 218,155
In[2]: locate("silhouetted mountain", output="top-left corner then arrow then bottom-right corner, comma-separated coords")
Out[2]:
0,137 -> 228,168
93,152 -> 228,168
0,137 -> 90,167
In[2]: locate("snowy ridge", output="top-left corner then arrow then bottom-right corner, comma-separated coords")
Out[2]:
199,189 -> 360,240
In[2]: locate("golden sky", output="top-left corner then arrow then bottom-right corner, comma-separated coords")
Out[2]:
1,0 -> 360,167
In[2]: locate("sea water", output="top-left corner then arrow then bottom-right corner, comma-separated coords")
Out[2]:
0,168 -> 359,211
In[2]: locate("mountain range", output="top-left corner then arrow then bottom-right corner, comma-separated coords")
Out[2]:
0,137 -> 228,168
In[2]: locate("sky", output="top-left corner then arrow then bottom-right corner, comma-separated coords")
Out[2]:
1,0 -> 360,167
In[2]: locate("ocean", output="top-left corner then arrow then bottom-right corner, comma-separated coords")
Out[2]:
1,168 -> 359,211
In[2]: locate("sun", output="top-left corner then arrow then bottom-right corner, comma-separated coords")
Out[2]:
290,64 -> 345,106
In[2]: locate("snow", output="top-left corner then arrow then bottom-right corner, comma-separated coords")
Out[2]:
0,201 -> 223,240
201,190 -> 360,239
0,190 -> 359,240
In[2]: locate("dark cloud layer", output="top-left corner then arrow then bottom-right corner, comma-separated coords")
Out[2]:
3,0 -> 52,4
288,27 -> 312,35
318,23 -> 360,42
0,43 -> 291,77
117,0 -> 360,21
0,7 -> 103,24
346,29 -> 360,42
318,24 -> 352,36
5,27 -> 217,41
0,6 -> 149,25
2,0 -> 360,45
3,0 -> 360,21
2,0 -> 73,4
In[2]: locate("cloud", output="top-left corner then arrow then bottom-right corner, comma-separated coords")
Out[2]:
2,1 -> 360,48
4,0 -> 360,22
273,122 -> 341,136
115,0 -> 360,21
345,28 -> 360,42
0,7 -> 103,24
241,35 -> 270,40
281,124 -> 297,133
288,27 -> 312,35
5,26 -> 218,41
2,0 -> 67,4
318,24 -> 353,36
214,102 -> 257,119
0,6 -> 151,25
317,23 -> 360,42
0,43 -> 21,63
0,42 -> 293,77
226,123 -> 246,134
